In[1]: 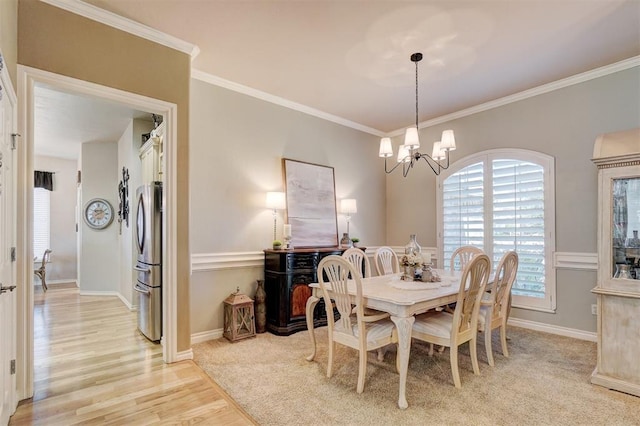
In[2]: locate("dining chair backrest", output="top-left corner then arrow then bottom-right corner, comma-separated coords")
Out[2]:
452,254 -> 491,335
450,246 -> 484,271
488,251 -> 518,323
318,255 -> 363,336
342,247 -> 371,279
374,246 -> 399,276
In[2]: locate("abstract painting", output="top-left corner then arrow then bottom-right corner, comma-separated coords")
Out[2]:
283,159 -> 338,247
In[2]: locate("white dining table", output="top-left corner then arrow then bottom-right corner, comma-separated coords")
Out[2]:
305,270 -> 463,409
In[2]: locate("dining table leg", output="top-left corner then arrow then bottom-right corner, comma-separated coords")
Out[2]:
391,315 -> 415,409
305,294 -> 320,361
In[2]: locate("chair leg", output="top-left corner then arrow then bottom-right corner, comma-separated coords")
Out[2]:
485,327 -> 495,367
428,343 -> 434,356
470,336 -> 481,375
376,347 -> 386,362
42,273 -> 48,292
356,349 -> 367,393
500,324 -> 510,358
327,341 -> 334,378
450,345 -> 461,388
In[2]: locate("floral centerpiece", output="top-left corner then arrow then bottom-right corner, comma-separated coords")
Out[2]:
401,253 -> 424,280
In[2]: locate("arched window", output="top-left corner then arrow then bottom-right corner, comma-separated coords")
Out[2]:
437,149 -> 556,312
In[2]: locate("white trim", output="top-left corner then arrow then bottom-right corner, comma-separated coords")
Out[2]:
191,329 -> 223,345
174,348 -> 194,362
191,247 -> 439,272
191,252 -> 263,272
40,0 -> 200,58
389,56 -> 640,137
17,65 -> 179,401
34,279 -> 77,286
117,293 -> 135,311
508,317 -> 597,342
554,252 -> 598,271
78,290 -> 121,297
191,69 -> 385,137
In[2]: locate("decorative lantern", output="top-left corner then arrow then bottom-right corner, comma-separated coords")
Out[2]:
223,287 -> 256,342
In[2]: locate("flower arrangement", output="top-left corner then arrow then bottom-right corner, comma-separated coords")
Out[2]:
401,253 -> 424,268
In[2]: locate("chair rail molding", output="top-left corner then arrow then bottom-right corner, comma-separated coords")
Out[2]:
553,252 -> 598,270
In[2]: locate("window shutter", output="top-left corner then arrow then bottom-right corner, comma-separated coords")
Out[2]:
442,161 -> 484,264
492,160 -> 546,298
33,188 -> 50,260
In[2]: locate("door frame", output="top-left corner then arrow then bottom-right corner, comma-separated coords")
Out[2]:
16,65 -> 179,400
0,52 -> 19,421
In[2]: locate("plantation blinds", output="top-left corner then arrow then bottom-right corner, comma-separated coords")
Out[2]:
440,150 -> 555,311
33,188 -> 50,260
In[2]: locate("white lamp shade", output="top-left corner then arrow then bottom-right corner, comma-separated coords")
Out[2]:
340,198 -> 357,214
397,144 -> 411,163
403,127 -> 420,150
378,137 -> 393,158
265,191 -> 286,210
440,129 -> 456,151
431,142 -> 446,160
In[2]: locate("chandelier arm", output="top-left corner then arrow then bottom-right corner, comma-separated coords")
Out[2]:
416,153 -> 443,176
383,157 -> 407,175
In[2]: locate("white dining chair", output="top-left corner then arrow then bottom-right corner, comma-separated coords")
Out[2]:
478,251 -> 518,366
374,246 -> 399,275
450,245 -> 484,271
342,247 -> 371,278
318,255 -> 397,393
411,254 -> 491,388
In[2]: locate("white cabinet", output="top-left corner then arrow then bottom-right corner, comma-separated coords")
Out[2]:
591,128 -> 640,397
139,122 -> 164,183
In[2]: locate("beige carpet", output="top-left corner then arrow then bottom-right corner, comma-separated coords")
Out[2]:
193,327 -> 639,425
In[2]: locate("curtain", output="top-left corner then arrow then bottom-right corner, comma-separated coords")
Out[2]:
34,170 -> 54,191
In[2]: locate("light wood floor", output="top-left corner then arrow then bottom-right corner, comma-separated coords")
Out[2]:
9,284 -> 256,425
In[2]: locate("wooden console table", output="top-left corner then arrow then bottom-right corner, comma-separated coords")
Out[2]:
263,247 -> 349,336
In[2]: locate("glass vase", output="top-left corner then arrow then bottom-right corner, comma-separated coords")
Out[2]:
614,264 -> 632,279
405,234 -> 422,256
340,232 -> 352,248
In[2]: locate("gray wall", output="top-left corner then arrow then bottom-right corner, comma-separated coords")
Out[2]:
189,78 -> 384,335
79,141 -> 119,292
386,66 -> 640,333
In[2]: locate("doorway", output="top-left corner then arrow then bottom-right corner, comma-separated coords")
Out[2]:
16,66 -> 179,401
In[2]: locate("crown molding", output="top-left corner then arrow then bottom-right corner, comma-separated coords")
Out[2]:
40,0 -> 200,58
388,56 -> 640,137
191,69 -> 385,137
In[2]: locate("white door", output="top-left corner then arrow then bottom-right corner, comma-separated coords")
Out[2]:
0,60 -> 18,424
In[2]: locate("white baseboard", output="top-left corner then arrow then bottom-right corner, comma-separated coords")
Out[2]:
191,329 -> 223,345
175,348 -> 194,362
117,293 -> 136,311
508,317 -> 597,342
44,279 -> 78,286
78,290 -> 121,297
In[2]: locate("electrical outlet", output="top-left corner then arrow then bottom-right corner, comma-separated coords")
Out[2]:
591,304 -> 597,315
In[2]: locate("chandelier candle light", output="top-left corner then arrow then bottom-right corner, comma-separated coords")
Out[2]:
378,52 -> 457,177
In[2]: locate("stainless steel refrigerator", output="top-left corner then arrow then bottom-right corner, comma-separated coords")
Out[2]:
134,182 -> 162,342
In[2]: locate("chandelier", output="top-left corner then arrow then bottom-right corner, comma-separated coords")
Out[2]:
378,52 -> 456,177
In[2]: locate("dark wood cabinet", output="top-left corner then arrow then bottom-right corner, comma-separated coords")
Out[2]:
263,247 -> 346,336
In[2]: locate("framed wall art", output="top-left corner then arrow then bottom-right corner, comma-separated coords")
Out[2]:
283,158 -> 338,247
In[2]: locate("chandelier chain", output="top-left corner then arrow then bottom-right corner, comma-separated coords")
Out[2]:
415,58 -> 419,129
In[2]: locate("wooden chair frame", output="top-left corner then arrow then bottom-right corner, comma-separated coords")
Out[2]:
34,249 -> 52,291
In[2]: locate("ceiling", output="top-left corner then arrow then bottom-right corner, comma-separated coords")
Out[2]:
34,83 -> 151,160
36,0 -> 640,159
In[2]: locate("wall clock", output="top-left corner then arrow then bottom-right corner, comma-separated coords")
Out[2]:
84,198 -> 114,230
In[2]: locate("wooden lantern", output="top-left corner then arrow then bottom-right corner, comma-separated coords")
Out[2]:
223,288 -> 256,342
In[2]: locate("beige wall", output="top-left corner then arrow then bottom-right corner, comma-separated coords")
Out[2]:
0,0 -> 17,87
386,66 -> 640,333
18,0 -> 191,351
189,78 -> 385,334
34,155 -> 77,282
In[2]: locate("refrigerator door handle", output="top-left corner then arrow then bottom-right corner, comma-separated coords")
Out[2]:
133,283 -> 150,295
134,265 -> 151,273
